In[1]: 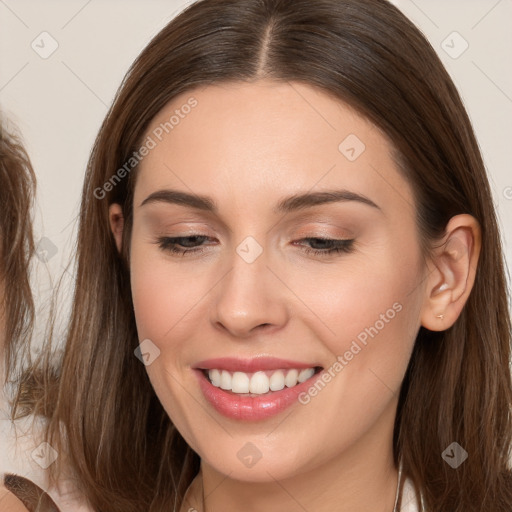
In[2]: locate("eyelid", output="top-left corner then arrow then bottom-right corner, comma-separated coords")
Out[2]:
149,211 -> 357,235
154,234 -> 356,258
145,211 -> 232,236
294,225 -> 355,240
149,211 -> 360,246
153,223 -> 216,237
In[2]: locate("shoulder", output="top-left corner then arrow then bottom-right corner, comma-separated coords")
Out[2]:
0,484 -> 30,512
2,474 -> 61,512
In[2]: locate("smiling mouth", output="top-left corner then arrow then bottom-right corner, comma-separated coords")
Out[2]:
201,366 -> 323,396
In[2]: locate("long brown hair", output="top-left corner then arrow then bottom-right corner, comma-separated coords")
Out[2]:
29,0 -> 512,510
0,117 -> 36,384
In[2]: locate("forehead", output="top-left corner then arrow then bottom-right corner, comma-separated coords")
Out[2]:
134,80 -> 415,217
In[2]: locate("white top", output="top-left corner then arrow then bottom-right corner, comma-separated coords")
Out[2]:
400,477 -> 422,511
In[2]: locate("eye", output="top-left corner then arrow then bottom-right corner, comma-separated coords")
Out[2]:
154,235 -> 355,257
294,237 -> 355,257
155,235 -> 212,256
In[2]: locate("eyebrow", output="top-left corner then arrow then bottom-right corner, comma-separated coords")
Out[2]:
140,188 -> 381,214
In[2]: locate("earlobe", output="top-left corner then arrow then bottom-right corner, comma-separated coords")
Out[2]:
108,203 -> 124,253
420,214 -> 481,332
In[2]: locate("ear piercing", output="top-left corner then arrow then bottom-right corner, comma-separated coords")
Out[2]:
436,313 -> 444,320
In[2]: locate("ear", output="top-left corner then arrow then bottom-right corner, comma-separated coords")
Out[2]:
420,214 -> 481,331
109,203 -> 124,253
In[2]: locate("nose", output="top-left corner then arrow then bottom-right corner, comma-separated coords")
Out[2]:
210,244 -> 289,339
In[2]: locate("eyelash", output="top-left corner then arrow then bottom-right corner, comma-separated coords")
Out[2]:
155,235 -> 355,257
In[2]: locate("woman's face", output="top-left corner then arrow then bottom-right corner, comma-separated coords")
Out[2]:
115,80 -> 431,481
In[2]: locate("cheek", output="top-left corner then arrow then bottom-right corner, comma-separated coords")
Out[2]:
286,253 -> 422,462
301,246 -> 419,336
299,244 -> 422,390
129,243 -> 207,344
129,245 -> 207,440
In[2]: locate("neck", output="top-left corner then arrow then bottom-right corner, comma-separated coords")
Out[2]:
184,406 -> 400,512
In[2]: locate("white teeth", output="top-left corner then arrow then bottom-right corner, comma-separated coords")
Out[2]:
231,372 -> 250,393
298,368 -> 315,383
207,367 -> 317,395
209,369 -> 221,387
269,370 -> 285,391
285,369 -> 299,387
220,370 -> 231,390
249,372 -> 269,394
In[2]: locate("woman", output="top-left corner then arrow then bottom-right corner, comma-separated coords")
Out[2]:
0,118 -> 52,510
0,117 -> 36,386
12,0 -> 512,510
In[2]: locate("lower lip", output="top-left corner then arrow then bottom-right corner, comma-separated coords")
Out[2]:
194,369 -> 322,421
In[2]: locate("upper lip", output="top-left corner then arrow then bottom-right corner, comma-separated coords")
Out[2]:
193,357 -> 322,373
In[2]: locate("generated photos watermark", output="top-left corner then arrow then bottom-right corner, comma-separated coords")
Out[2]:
94,96 -> 198,200
298,301 -> 403,405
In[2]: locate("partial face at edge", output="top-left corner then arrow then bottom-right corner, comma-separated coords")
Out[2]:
111,79 -> 432,481
0,238 -> 5,369
0,272 -> 4,359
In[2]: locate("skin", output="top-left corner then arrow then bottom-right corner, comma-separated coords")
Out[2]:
0,486 -> 29,512
110,79 -> 481,512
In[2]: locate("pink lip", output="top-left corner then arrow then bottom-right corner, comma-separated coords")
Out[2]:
193,360 -> 324,421
193,356 -> 320,373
